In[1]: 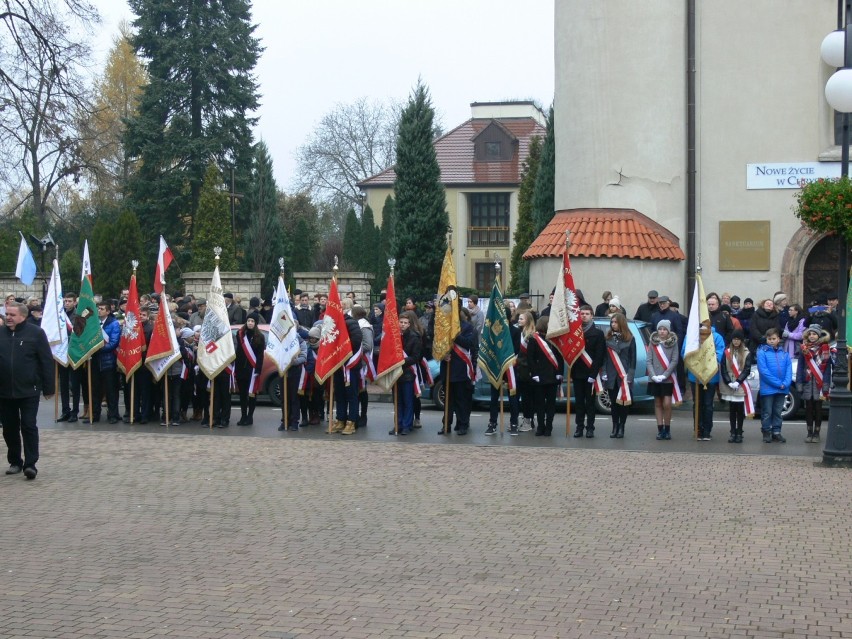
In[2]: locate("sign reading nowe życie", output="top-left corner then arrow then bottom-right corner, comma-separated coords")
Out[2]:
746,162 -> 840,190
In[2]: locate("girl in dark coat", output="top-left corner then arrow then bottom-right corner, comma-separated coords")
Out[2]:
527,316 -> 564,436
748,298 -> 779,350
391,311 -> 422,435
604,312 -> 636,439
234,312 -> 265,425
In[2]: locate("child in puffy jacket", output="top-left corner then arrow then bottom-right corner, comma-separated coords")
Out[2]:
756,328 -> 792,443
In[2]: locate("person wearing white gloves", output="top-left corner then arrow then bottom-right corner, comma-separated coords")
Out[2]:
646,319 -> 680,440
720,329 -> 752,443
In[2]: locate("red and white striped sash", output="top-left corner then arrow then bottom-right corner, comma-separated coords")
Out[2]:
803,345 -> 828,389
505,366 -> 516,395
652,343 -> 683,405
579,350 -> 603,392
420,357 -> 433,386
607,347 -> 632,405
297,367 -> 308,395
452,344 -> 475,381
241,333 -> 257,367
359,351 -> 376,391
533,333 -> 559,371
343,346 -> 362,386
727,349 -> 755,416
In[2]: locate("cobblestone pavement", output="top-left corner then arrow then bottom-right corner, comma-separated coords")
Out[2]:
1,428 -> 851,638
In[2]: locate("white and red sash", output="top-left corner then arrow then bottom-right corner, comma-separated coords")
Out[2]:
359,351 -> 376,391
651,343 -> 683,405
452,344 -> 475,381
727,348 -> 755,416
505,366 -> 516,395
579,350 -> 603,392
607,347 -> 632,405
533,333 -> 559,371
241,333 -> 257,367
297,367 -> 309,395
420,357 -> 434,386
803,345 -> 829,389
402,350 -> 422,397
343,346 -> 362,386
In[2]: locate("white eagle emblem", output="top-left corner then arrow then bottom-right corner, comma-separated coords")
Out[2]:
564,289 -> 579,323
320,315 -> 339,345
122,311 -> 139,340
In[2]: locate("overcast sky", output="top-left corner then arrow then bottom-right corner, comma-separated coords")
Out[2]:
90,0 -> 554,190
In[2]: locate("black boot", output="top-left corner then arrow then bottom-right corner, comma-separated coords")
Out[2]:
656,425 -> 664,440
734,427 -> 743,443
813,425 -> 821,442
615,424 -> 624,438
585,426 -> 595,438
573,425 -> 584,438
609,423 -> 618,438
728,430 -> 737,443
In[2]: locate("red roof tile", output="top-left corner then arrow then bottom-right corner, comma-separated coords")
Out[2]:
358,117 -> 546,187
523,209 -> 686,261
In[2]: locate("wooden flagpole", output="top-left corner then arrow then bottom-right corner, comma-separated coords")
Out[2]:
694,383 -> 700,439
87,362 -> 93,424
209,377 -> 215,429
130,376 -> 135,424
443,363 -> 451,434
327,376 -> 334,434
393,383 -> 399,435
54,364 -> 59,420
283,371 -> 288,431
566,366 -> 572,438
164,376 -> 170,427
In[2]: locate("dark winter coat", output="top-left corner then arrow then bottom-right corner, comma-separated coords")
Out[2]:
603,332 -> 636,390
570,323 -> 606,380
749,307 -> 779,348
527,332 -> 564,385
400,328 -> 422,383
0,319 -> 55,398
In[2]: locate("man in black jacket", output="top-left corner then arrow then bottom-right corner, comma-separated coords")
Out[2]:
0,302 -> 55,479
570,305 -> 606,438
332,314 -> 363,436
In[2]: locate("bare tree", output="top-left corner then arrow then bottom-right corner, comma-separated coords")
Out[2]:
294,97 -> 400,206
0,0 -> 95,225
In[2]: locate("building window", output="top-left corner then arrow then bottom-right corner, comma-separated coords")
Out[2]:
468,193 -> 510,247
485,141 -> 501,159
474,262 -> 503,291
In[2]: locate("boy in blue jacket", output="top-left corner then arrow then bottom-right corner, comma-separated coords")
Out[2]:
756,328 -> 793,443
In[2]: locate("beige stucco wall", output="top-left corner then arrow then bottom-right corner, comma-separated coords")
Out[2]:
552,0 -> 837,310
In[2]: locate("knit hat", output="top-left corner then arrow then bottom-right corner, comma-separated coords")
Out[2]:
308,325 -> 321,340
731,329 -> 745,341
179,327 -> 195,339
773,293 -> 787,305
608,297 -> 621,308
246,311 -> 261,324
223,292 -> 234,299
249,296 -> 260,308
803,326 -> 823,339
656,319 -> 671,331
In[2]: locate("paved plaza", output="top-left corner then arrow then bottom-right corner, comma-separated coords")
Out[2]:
2,399 -> 852,639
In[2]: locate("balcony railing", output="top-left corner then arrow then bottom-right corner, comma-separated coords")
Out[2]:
468,226 -> 510,247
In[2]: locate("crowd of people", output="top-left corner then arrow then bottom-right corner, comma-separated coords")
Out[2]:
0,282 -> 845,480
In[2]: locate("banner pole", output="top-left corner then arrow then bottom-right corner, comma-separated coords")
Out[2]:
327,376 -> 334,434
209,377 -> 215,429
499,383 -> 504,435
393,383 -> 399,435
566,366 -> 572,438
694,383 -> 700,439
283,371 -> 288,431
164,375 -> 170,427
54,363 -> 59,420
130,376 -> 135,424
87,362 -> 93,425
443,363 -> 451,435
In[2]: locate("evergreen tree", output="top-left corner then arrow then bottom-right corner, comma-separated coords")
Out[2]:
391,81 -> 448,300
532,107 -> 556,237
124,0 -> 261,261
91,210 -> 146,297
190,163 -> 238,271
509,136 -> 542,293
360,204 -> 381,275
289,216 -> 317,275
341,207 -> 361,270
59,249 -> 82,294
375,195 -> 396,288
280,192 -> 320,276
243,142 -> 285,295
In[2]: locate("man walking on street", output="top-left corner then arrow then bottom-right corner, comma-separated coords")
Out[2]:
0,302 -> 55,480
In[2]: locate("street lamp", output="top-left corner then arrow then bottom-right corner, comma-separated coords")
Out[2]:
820,0 -> 852,466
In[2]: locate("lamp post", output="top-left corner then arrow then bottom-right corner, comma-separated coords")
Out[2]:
820,0 -> 852,466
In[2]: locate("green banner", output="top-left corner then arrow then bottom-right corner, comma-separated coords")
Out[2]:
478,280 -> 516,389
68,276 -> 104,369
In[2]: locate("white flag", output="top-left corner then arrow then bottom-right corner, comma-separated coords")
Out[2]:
41,259 -> 69,366
266,275 -> 300,375
197,264 -> 236,379
81,240 -> 92,282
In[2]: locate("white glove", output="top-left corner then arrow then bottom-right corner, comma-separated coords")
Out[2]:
601,374 -> 608,382
587,377 -> 595,384
782,329 -> 789,338
532,375 -> 540,383
556,375 -> 563,382
728,381 -> 739,390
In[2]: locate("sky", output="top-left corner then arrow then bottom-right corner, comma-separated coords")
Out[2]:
90,0 -> 554,190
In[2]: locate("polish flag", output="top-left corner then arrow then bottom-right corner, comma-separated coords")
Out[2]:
153,236 -> 174,294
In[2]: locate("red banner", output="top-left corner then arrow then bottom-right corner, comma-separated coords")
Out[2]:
375,273 -> 405,389
117,273 -> 145,378
547,248 -> 585,366
314,277 -> 353,384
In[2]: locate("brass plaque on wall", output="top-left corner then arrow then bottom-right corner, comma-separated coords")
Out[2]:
719,221 -> 770,271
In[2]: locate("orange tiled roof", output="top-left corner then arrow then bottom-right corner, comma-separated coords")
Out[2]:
358,117 -> 546,187
523,208 -> 686,261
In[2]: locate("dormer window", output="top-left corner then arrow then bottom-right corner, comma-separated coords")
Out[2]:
485,142 -> 502,159
473,120 -> 517,162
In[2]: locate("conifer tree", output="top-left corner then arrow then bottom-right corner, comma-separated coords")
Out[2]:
342,207 -> 361,270
190,163 -> 238,271
91,211 -> 145,297
243,142 -> 285,295
124,0 -> 261,256
391,81 -> 448,299
509,136 -> 542,293
532,107 -> 556,236
360,204 -> 380,275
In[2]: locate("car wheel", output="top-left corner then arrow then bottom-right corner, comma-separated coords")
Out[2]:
431,380 -> 445,411
266,375 -> 283,408
781,390 -> 799,420
594,390 -> 612,415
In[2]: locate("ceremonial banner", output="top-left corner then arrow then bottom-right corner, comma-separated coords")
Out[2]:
478,279 -> 516,390
197,264 -> 235,379
41,259 -> 69,366
153,235 -> 174,295
67,273 -> 103,369
546,246 -> 585,366
117,273 -> 145,378
375,273 -> 404,391
81,240 -> 92,284
433,246 -> 460,362
15,233 -> 37,285
684,272 -> 719,387
314,277 -> 352,384
267,274 -> 300,375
